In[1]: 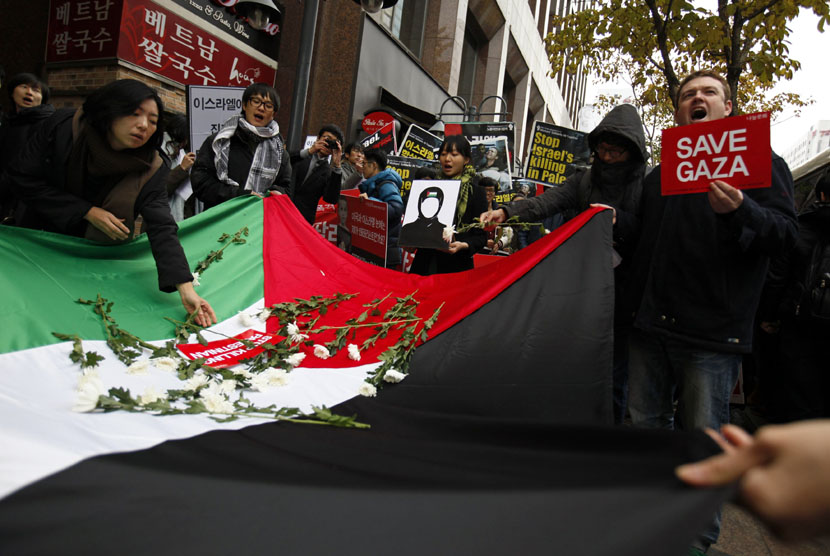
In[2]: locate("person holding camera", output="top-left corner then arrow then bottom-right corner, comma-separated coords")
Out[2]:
289,124 -> 344,224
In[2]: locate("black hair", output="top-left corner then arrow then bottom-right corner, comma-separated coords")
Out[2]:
413,166 -> 438,180
363,149 -> 387,170
438,135 -> 472,160
166,113 -> 189,145
477,176 -> 498,190
318,124 -> 344,146
82,79 -> 165,150
344,142 -> 364,155
7,73 -> 50,105
241,83 -> 280,112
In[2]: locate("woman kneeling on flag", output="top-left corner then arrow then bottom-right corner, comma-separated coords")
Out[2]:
7,79 -> 216,327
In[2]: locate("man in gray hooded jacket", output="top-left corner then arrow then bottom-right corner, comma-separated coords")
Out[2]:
480,104 -> 648,424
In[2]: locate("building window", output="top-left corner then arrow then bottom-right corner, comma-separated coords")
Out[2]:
379,1 -> 428,59
457,23 -> 481,107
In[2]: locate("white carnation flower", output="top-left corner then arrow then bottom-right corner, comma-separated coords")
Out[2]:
201,391 -> 234,414
219,379 -> 238,394
191,271 -> 201,286
237,311 -> 256,327
73,375 -> 105,412
284,352 -> 306,368
126,359 -> 150,375
77,368 -> 100,389
250,368 -> 290,392
442,224 -> 456,242
383,369 -> 407,383
358,382 -> 377,397
152,356 -> 179,373
347,343 -> 361,361
232,366 -> 253,379
184,373 -> 209,391
257,307 -> 272,322
287,321 -> 308,344
313,344 -> 330,359
139,386 -> 168,406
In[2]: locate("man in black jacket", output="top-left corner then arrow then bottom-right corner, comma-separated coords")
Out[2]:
290,124 -> 344,224
626,70 -> 797,554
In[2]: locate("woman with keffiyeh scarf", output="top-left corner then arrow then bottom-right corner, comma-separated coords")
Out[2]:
191,83 -> 291,210
409,135 -> 488,275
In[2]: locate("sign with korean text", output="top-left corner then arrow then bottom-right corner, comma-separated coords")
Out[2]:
187,85 -> 244,156
444,121 -> 516,171
177,329 -> 278,368
335,191 -> 388,267
386,155 -> 439,198
47,0 -> 122,62
524,121 -> 590,186
661,112 -> 771,196
118,0 -> 276,88
168,0 -> 282,61
398,124 -> 441,161
360,121 -> 397,156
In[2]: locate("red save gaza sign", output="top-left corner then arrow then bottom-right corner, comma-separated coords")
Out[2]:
661,112 -> 771,196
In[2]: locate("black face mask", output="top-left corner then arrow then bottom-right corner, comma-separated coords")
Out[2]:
592,157 -> 637,185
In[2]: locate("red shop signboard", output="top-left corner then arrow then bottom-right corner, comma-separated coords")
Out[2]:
47,0 -> 276,88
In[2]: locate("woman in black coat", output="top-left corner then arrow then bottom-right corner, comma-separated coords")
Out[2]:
7,79 -> 215,327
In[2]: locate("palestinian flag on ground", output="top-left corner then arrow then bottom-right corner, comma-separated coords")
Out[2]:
0,196 -> 728,554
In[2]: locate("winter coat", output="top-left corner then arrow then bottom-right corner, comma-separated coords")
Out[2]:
191,130 -> 291,210
289,150 -> 341,225
629,153 -> 798,353
6,108 -> 192,292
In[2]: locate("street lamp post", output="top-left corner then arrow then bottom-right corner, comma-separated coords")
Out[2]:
428,95 -> 509,136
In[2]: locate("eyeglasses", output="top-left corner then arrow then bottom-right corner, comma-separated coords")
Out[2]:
248,97 -> 275,111
596,144 -> 627,159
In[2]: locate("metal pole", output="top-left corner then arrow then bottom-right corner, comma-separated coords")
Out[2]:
287,0 -> 320,152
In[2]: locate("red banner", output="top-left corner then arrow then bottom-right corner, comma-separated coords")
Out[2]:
177,329 -> 278,368
118,0 -> 276,87
661,112 -> 771,196
46,0 -> 123,62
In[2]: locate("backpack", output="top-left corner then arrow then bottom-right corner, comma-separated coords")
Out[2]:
802,238 -> 830,321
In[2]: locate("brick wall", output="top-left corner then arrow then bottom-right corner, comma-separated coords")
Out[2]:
46,64 -> 186,114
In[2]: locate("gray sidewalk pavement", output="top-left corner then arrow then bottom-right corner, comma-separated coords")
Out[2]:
711,503 -> 830,556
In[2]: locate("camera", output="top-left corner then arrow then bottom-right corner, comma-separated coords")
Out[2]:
325,138 -> 338,150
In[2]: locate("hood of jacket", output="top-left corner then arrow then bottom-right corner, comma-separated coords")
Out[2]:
361,168 -> 403,193
587,104 -> 647,163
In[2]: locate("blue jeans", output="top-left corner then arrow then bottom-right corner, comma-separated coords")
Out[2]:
627,329 -> 741,548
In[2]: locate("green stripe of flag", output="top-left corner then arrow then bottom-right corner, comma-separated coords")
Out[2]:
0,196 -> 264,354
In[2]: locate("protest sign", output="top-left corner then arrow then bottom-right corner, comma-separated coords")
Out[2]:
387,155 -> 440,198
472,137 -> 512,192
177,329 -> 279,368
493,179 -> 544,204
335,192 -> 389,267
399,180 -> 461,250
186,85 -> 244,157
661,112 -> 771,196
524,121 -> 590,186
399,125 -> 442,161
444,121 -> 516,169
361,121 -> 397,156
313,201 -> 338,244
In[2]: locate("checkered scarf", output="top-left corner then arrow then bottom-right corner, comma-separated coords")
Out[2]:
211,115 -> 283,194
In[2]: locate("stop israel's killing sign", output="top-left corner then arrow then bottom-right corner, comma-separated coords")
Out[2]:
660,112 -> 771,195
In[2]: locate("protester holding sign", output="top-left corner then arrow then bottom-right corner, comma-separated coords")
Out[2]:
359,150 -> 404,269
481,103 -> 648,424
625,70 -> 797,555
191,83 -> 291,211
7,79 -> 216,327
340,142 -> 364,190
409,135 -> 488,275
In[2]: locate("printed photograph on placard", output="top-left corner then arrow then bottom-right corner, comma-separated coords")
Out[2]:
398,180 -> 461,250
471,137 -> 512,192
